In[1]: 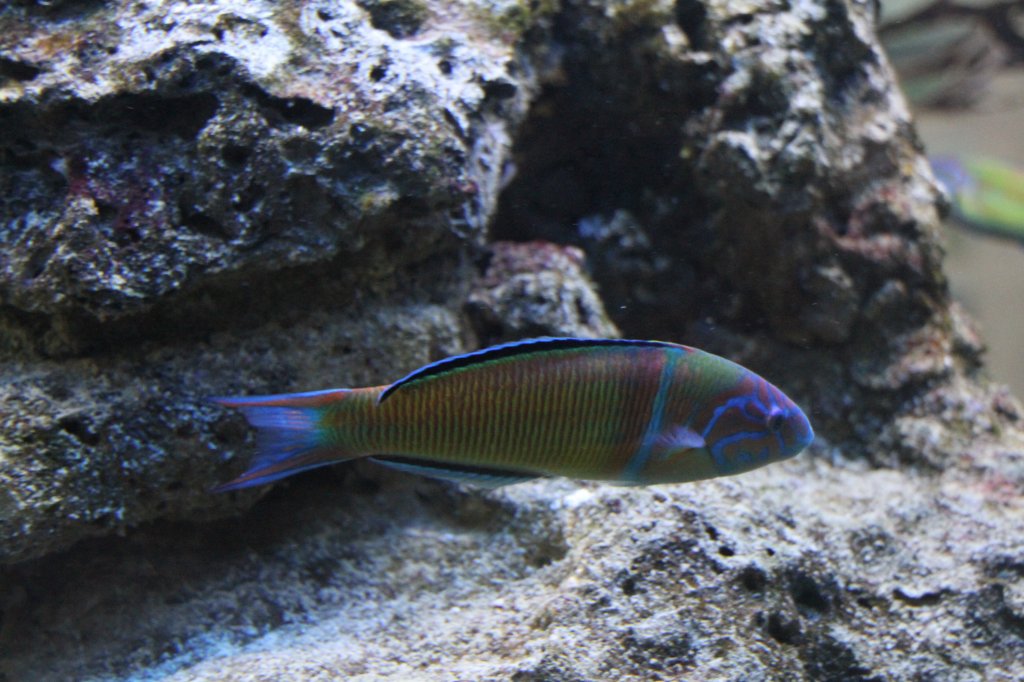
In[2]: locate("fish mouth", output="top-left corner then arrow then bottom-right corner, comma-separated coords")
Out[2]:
790,409 -> 815,456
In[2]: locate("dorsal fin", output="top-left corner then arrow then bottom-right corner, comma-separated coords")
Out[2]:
378,337 -> 685,403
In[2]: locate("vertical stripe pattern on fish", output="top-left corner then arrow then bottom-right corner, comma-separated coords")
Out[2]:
212,338 -> 813,491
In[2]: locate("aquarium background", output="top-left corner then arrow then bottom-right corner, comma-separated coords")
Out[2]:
883,0 -> 1024,394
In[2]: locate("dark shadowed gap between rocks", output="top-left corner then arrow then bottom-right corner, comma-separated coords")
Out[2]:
492,6 -> 722,342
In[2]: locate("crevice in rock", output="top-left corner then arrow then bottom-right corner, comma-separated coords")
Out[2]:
0,55 -> 42,82
492,10 -> 720,339
96,92 -> 221,139
803,633 -> 883,682
354,0 -> 429,39
788,569 -> 833,615
241,83 -> 336,130
674,0 -> 710,50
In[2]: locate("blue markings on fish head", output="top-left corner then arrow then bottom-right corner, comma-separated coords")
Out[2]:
697,371 -> 814,478
627,354 -> 814,485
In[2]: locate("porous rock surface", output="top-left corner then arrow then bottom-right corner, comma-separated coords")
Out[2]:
1,0 -> 1023,679
6,440 -> 1024,680
0,0 -> 536,563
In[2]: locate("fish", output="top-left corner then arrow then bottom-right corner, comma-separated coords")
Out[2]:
930,155 -> 1024,243
212,337 -> 814,491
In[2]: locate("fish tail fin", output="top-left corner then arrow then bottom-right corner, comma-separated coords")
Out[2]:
211,389 -> 357,492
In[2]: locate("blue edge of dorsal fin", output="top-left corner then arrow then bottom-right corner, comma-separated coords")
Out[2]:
378,337 -> 686,404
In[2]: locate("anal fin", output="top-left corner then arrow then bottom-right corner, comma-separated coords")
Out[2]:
369,456 -> 540,488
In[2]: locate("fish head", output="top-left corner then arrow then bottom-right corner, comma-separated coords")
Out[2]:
632,365 -> 813,484
695,370 -> 814,477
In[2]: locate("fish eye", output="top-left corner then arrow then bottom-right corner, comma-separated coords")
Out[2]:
767,412 -> 785,433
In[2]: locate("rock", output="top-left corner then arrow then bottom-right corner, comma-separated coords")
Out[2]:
466,241 -> 620,343
0,293 -> 467,564
1,0 -> 1023,679
3,443 -> 1023,680
0,0 -> 545,562
0,0 -> 530,351
494,0 -> 955,469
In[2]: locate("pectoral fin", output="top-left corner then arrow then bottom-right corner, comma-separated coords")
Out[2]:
624,425 -> 706,482
654,425 -> 705,452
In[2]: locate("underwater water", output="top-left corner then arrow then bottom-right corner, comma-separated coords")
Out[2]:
916,72 -> 1024,395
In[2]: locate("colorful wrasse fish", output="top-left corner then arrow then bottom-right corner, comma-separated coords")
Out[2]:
930,155 -> 1024,243
213,337 -> 813,491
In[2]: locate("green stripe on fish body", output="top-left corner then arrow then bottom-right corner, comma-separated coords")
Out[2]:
361,343 -> 668,480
